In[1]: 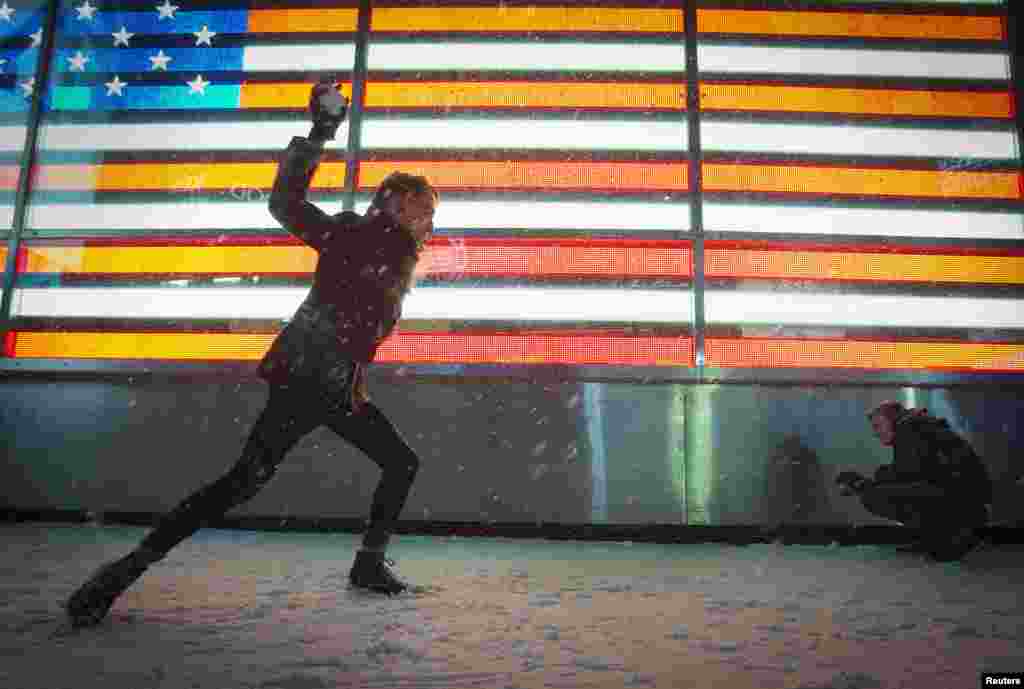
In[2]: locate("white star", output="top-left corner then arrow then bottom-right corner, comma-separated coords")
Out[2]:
0,1 -> 15,22
186,73 -> 209,95
148,49 -> 172,70
112,25 -> 134,46
67,50 -> 90,71
193,25 -> 216,46
155,0 -> 178,20
105,75 -> 126,96
75,0 -> 97,21
30,28 -> 42,47
19,77 -> 34,98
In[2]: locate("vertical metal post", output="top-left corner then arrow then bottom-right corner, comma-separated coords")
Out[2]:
683,0 -> 705,380
342,0 -> 372,211
583,383 -> 608,523
0,0 -> 60,339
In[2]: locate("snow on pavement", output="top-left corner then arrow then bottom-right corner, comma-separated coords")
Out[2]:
2,523 -> 1022,689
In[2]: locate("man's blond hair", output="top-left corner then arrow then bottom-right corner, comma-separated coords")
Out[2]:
371,171 -> 438,209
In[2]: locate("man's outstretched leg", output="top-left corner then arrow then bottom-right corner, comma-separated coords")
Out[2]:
325,402 -> 420,594
65,386 -> 317,627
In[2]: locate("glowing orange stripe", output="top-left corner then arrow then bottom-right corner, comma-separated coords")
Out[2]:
702,163 -> 1021,200
20,245 -> 317,275
705,247 -> 1024,285
706,338 -> 1024,372
32,162 -> 347,192
364,81 -> 685,110
700,83 -> 1013,119
238,81 -> 1006,117
11,332 -> 275,361
247,8 -> 359,33
370,7 -> 683,33
10,331 -> 695,366
240,82 -> 353,109
19,240 -> 692,279
698,9 -> 1004,41
360,160 -> 688,192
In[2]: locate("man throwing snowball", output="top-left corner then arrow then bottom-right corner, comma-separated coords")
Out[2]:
65,80 -> 438,627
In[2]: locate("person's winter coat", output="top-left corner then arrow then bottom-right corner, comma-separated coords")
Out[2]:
259,136 -> 421,406
873,409 -> 992,504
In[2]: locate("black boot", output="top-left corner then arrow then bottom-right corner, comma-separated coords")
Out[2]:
65,548 -> 162,628
927,527 -> 982,562
925,503 -> 988,563
895,538 -> 931,553
895,516 -> 928,552
349,550 -> 408,594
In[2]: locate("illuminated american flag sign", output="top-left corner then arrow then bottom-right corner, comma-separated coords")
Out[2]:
0,0 -> 1021,383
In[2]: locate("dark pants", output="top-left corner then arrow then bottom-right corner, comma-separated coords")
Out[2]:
138,383 -> 420,557
859,481 -> 987,531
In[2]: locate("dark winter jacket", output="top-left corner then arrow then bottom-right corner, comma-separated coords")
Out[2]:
259,136 -> 420,394
873,409 -> 992,504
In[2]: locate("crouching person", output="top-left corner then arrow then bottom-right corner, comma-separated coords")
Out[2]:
836,400 -> 992,562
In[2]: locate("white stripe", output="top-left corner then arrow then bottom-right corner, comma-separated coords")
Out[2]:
362,118 -> 687,151
26,201 -> 279,231
12,286 -> 694,323
707,291 -> 1024,330
35,122 -> 348,152
703,121 -> 1019,160
357,200 -> 692,231
243,44 -> 357,72
368,42 -> 685,72
698,45 -> 1010,80
0,204 -> 12,230
26,201 -> 1018,238
704,203 -> 1024,240
27,199 -> 689,232
0,125 -> 27,153
405,287 -> 691,322
27,120 -> 1018,160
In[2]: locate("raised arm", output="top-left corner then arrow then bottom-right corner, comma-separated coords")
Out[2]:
267,81 -> 349,252
268,137 -> 334,251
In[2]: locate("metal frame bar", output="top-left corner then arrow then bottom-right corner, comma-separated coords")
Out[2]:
685,0 -> 706,379
1007,1 -> 1024,166
342,0 -> 373,211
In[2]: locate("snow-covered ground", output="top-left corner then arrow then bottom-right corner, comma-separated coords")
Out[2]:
2,522 -> 1022,689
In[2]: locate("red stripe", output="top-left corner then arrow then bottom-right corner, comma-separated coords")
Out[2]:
2,331 -> 14,357
20,235 -> 691,250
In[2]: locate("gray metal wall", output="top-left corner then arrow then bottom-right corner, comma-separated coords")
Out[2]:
1,377 -> 1022,527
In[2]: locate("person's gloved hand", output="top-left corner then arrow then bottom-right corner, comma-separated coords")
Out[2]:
835,471 -> 870,495
308,80 -> 348,142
